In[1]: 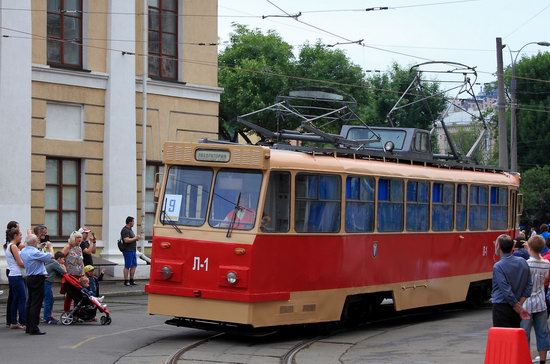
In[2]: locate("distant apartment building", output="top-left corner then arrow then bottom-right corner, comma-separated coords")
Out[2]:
0,0 -> 220,272
435,87 -> 497,161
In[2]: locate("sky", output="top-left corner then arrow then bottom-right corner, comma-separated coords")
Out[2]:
217,0 -> 550,90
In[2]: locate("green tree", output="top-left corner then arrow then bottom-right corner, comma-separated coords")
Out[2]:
520,166 -> 550,225
513,52 -> 550,170
218,24 -> 294,133
363,64 -> 446,130
218,25 -> 446,138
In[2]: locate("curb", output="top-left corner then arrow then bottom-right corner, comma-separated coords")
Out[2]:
0,287 -> 147,304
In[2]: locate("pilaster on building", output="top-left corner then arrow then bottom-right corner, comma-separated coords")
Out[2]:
0,0 -> 221,281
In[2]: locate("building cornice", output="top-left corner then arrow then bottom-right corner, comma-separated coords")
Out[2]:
32,64 -> 109,89
136,78 -> 223,103
31,64 -> 223,102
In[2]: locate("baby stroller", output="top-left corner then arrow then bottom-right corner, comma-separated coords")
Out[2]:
60,273 -> 112,326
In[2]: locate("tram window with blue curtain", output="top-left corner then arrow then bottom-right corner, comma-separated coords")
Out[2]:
456,184 -> 468,231
432,182 -> 454,231
406,180 -> 429,231
345,176 -> 375,232
469,185 -> 488,230
378,178 -> 403,232
295,174 -> 341,232
490,186 -> 508,230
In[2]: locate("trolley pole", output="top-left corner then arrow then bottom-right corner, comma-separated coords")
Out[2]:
496,37 -> 508,170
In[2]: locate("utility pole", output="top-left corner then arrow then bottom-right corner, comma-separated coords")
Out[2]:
496,37 -> 508,170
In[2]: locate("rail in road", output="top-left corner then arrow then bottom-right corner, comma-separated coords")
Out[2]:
162,302 -> 484,364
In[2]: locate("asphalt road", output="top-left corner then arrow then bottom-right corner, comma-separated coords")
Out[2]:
0,295 -> 529,363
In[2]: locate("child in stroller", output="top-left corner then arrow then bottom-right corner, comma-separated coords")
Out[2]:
60,273 -> 111,325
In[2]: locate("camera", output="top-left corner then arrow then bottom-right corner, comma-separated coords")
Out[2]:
40,235 -> 50,244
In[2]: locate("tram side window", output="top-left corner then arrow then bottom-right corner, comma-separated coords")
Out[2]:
162,167 -> 213,226
261,172 -> 290,232
345,176 -> 375,233
406,181 -> 429,231
378,178 -> 404,232
295,174 -> 341,233
456,184 -> 468,231
432,182 -> 454,231
490,186 -> 508,230
209,170 -> 263,230
469,185 -> 488,231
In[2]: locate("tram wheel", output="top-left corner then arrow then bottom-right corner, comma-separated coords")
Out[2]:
61,312 -> 74,325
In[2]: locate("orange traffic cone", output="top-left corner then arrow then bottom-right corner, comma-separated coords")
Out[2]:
484,327 -> 531,364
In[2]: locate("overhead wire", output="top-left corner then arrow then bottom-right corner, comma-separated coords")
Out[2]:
265,0 -> 433,62
503,2 -> 550,39
299,0 -> 480,13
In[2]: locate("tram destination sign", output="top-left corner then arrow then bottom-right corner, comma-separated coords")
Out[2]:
195,149 -> 230,163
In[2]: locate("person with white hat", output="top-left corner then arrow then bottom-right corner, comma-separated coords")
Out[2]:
78,226 -> 96,266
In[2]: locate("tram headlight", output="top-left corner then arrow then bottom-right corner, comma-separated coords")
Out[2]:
226,271 -> 238,285
161,266 -> 173,280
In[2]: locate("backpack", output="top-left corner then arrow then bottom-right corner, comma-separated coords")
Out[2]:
117,236 -> 124,252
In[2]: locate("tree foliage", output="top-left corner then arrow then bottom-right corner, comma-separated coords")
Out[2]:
218,24 -> 294,133
520,166 -> 550,225
363,64 -> 446,129
218,24 -> 446,138
513,52 -> 550,170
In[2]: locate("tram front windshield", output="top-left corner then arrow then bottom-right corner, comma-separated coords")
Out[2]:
160,166 -> 262,230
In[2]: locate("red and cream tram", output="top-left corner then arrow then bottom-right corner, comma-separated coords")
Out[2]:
145,139 -> 520,329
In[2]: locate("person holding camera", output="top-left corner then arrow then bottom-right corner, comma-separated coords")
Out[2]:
33,224 -> 50,251
78,226 -> 96,266
20,234 -> 54,335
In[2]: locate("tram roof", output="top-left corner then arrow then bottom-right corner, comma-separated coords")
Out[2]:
267,148 -> 519,186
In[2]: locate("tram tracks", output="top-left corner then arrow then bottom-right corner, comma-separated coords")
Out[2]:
165,332 -> 226,364
163,303 -> 488,364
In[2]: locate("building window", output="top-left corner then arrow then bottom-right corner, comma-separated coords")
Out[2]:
148,0 -> 178,80
346,176 -> 375,233
45,158 -> 81,239
406,180 -> 429,232
145,164 -> 164,238
47,0 -> 83,68
295,174 -> 341,233
377,178 -> 403,232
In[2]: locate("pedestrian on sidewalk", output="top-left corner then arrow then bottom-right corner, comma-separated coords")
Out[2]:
43,251 -> 66,324
4,226 -> 26,330
20,234 -> 53,335
61,231 -> 84,312
78,227 -> 96,266
121,216 -> 139,286
4,220 -> 19,328
520,235 -> 550,364
491,234 -> 532,328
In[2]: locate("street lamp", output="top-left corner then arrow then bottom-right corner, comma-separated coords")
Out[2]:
508,41 -> 550,172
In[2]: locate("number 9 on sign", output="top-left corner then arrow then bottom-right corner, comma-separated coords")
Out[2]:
164,194 -> 182,220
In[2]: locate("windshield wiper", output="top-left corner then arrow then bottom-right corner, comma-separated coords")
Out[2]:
160,209 -> 182,234
226,192 -> 241,238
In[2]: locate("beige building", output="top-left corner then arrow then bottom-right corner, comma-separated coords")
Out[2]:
0,0 -> 220,277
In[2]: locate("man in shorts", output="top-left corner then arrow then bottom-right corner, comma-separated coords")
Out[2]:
120,216 -> 139,286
